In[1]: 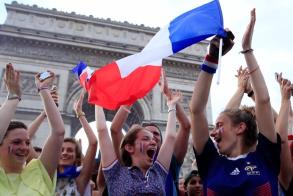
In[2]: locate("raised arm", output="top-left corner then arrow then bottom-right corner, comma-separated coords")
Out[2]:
75,91 -> 98,194
28,88 -> 58,139
37,71 -> 65,179
0,63 -> 21,143
95,105 -> 116,167
242,9 -> 276,142
275,76 -> 293,189
160,68 -> 190,163
190,32 -> 234,154
225,66 -> 249,109
157,91 -> 181,170
110,105 -> 131,159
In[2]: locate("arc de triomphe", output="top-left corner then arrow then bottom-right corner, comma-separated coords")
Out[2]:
0,1 -> 213,176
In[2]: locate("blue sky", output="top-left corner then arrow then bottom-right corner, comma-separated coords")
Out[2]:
1,0 -> 293,123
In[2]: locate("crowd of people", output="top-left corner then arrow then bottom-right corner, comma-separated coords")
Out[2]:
0,9 -> 292,196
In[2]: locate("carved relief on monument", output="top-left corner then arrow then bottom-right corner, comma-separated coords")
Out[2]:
163,61 -> 200,81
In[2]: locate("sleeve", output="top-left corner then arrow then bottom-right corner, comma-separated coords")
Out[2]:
21,159 -> 57,195
102,159 -> 120,183
194,138 -> 218,178
256,133 -> 281,175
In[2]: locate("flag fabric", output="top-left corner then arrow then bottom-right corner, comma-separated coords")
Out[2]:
72,61 -> 94,89
73,0 -> 226,110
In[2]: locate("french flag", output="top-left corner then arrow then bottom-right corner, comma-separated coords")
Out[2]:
72,61 -> 94,90
73,0 -> 226,110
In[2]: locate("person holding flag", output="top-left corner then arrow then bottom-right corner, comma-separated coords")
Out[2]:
190,9 -> 281,195
72,0 -> 227,111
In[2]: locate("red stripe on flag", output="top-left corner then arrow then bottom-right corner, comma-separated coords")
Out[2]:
87,61 -> 161,110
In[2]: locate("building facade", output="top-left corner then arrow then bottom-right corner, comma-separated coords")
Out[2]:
0,1 -> 213,176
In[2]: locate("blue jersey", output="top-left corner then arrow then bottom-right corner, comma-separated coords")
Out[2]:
194,133 -> 281,196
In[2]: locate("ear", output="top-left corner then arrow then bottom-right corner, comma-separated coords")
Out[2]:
125,144 -> 134,154
236,122 -> 247,135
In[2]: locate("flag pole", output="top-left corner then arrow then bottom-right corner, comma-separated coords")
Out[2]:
216,38 -> 223,84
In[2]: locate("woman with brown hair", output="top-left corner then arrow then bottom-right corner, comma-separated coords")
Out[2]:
56,91 -> 97,196
190,9 -> 281,195
95,90 -> 181,195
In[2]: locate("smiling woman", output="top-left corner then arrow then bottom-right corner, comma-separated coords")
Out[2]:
0,63 -> 65,195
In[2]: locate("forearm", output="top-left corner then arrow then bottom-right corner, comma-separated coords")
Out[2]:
244,52 -> 275,141
157,104 -> 177,170
79,116 -> 98,145
0,99 -> 19,142
225,88 -> 245,109
39,89 -> 64,136
173,103 -> 190,163
190,71 -> 213,153
276,100 -> 290,141
95,106 -> 116,167
244,53 -> 270,104
28,111 -> 46,139
110,106 -> 129,157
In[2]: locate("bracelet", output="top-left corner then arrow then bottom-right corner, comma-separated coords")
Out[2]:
248,66 -> 259,75
76,111 -> 85,118
240,48 -> 254,54
168,108 -> 176,113
7,93 -> 21,101
247,90 -> 254,97
38,87 -> 49,93
122,106 -> 131,114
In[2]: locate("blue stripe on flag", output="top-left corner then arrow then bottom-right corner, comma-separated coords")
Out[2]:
168,0 -> 226,53
72,61 -> 87,77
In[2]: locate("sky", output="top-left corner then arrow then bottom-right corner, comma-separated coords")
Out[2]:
1,0 -> 293,123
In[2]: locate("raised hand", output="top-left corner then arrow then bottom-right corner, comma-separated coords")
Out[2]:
280,78 -> 292,101
167,91 -> 182,108
4,63 -> 21,97
74,90 -> 86,116
242,8 -> 256,50
209,29 -> 235,59
35,71 -> 55,90
235,66 -> 249,92
159,68 -> 172,100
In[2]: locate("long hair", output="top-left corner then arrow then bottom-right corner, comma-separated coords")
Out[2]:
119,124 -> 144,166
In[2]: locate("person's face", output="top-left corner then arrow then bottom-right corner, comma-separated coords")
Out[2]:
185,176 -> 203,196
210,113 -> 238,156
131,129 -> 157,169
178,178 -> 185,194
59,142 -> 77,166
144,125 -> 162,148
0,128 -> 30,166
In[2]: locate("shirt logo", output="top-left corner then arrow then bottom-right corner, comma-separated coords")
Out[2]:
230,167 -> 240,175
245,165 -> 260,175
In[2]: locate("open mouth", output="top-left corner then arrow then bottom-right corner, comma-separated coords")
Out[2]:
146,149 -> 156,159
215,137 -> 221,143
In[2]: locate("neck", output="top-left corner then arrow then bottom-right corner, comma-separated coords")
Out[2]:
228,139 -> 254,157
0,160 -> 24,173
131,160 -> 149,176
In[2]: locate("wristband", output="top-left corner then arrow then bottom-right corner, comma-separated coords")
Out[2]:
240,48 -> 253,54
7,93 -> 21,101
168,108 -> 176,113
38,87 -> 49,93
76,111 -> 85,118
201,55 -> 218,74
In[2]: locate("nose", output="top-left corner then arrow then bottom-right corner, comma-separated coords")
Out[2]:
210,128 -> 218,137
